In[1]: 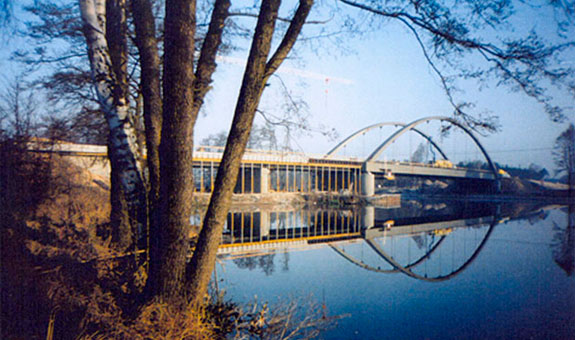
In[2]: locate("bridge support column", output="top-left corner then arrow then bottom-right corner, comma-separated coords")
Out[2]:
260,167 -> 270,194
259,211 -> 270,237
361,171 -> 375,196
361,206 -> 375,229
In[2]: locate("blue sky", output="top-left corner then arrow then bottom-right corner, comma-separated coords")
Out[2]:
196,1 -> 575,171
2,0 -> 573,172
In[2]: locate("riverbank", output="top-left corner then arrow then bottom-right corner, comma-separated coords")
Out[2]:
1,149 -> 336,339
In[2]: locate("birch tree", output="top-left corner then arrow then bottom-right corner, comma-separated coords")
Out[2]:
79,0 -> 146,251
78,0 -> 314,308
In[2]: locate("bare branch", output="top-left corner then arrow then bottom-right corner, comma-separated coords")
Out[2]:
193,0 -> 231,106
229,10 -> 331,25
264,0 -> 314,81
339,0 -> 574,125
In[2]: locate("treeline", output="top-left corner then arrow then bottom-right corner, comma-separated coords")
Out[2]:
457,161 -> 551,181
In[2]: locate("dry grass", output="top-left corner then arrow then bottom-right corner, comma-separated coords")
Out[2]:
1,149 -> 217,339
81,302 -> 216,340
2,145 -> 333,340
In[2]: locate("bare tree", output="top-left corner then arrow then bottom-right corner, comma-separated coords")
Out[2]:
186,0 -> 314,307
553,123 -> 575,196
201,123 -> 279,150
410,142 -> 427,163
339,0 -> 575,132
0,75 -> 37,140
76,0 -> 314,311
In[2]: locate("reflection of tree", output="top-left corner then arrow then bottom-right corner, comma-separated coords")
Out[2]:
233,253 -> 276,276
527,211 -> 549,225
281,251 -> 290,272
411,235 -> 425,250
552,205 -> 575,276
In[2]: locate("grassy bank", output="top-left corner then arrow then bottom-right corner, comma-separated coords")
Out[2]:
1,143 -> 334,339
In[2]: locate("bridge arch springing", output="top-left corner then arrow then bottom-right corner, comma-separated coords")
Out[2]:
365,116 -> 499,180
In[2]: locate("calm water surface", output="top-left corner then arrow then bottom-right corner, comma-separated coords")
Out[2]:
217,201 -> 575,339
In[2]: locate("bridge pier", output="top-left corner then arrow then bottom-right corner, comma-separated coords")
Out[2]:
260,211 -> 270,237
361,206 -> 375,228
260,167 -> 270,194
361,171 -> 375,196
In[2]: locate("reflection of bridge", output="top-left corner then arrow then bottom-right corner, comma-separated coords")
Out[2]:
217,205 -> 500,281
35,116 -> 500,196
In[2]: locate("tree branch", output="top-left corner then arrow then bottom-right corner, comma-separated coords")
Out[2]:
193,0 -> 231,106
340,0 -> 574,125
264,0 -> 314,81
229,10 -> 330,24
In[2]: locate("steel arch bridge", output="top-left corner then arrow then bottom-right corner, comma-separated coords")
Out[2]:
321,116 -> 500,195
35,116 -> 501,196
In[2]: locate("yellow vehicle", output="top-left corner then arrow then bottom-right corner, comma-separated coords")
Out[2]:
433,160 -> 454,168
383,220 -> 395,230
498,169 -> 511,178
384,170 -> 395,181
434,228 -> 453,236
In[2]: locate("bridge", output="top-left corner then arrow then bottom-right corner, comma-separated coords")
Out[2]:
32,116 -> 500,196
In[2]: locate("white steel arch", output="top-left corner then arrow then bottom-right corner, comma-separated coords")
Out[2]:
325,122 -> 449,161
365,116 -> 499,179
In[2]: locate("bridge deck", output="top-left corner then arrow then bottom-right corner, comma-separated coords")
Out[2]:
29,140 -> 497,197
365,161 -> 496,180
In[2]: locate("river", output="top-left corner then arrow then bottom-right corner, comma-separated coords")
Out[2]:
215,200 -> 575,339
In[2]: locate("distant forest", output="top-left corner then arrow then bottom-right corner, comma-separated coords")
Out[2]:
456,161 -> 556,182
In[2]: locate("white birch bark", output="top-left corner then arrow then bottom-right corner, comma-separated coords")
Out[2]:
79,0 -> 144,205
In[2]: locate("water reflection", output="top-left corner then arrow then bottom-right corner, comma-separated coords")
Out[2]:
213,201 -> 575,282
217,202 -> 575,339
552,204 -> 575,276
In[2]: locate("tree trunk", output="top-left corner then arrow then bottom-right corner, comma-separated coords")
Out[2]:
187,0 -> 313,307
131,0 -> 162,208
131,0 -> 163,267
109,144 -> 131,249
79,0 -> 146,251
105,0 -> 136,250
150,0 -> 197,304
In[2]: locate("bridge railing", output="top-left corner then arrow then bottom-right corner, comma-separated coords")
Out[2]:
372,160 -> 492,173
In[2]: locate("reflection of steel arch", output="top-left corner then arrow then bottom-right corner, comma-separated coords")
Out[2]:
325,122 -> 449,161
366,116 -> 499,179
330,219 -> 497,282
330,235 -> 447,274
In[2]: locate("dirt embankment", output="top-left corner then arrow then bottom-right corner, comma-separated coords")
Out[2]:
501,177 -> 573,199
